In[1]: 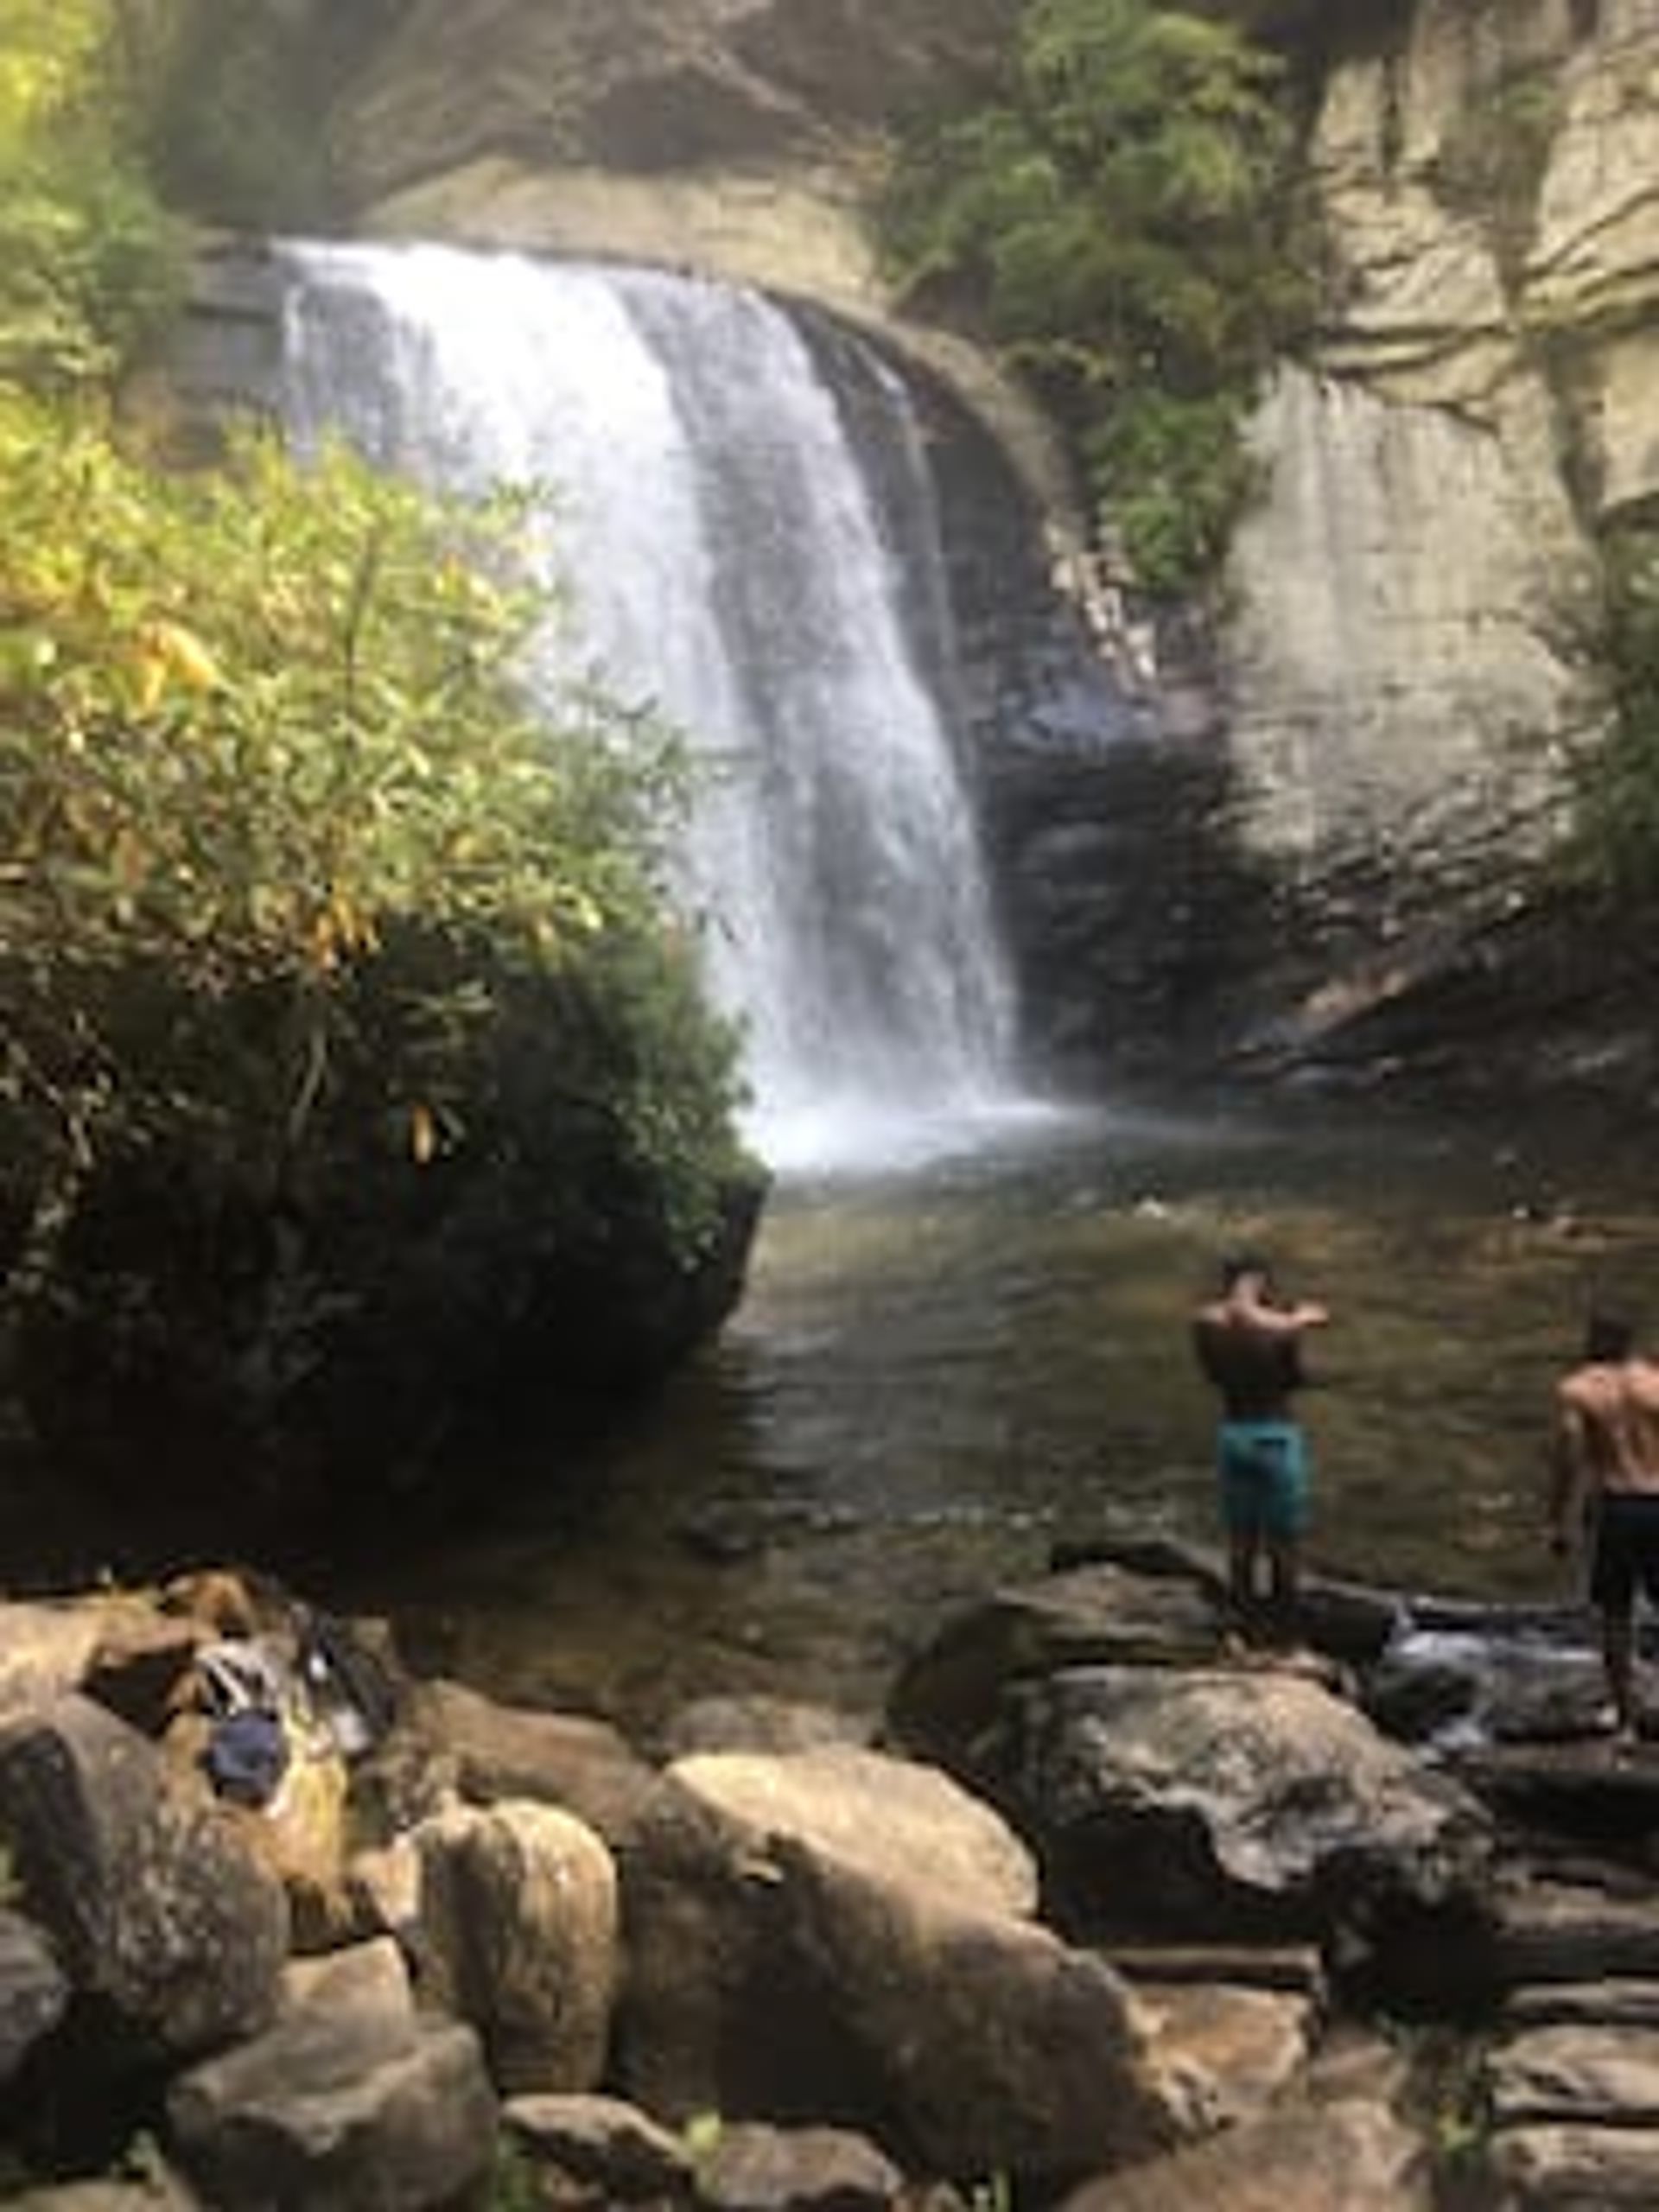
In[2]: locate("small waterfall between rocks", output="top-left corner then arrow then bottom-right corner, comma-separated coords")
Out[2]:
276,240 -> 1033,1173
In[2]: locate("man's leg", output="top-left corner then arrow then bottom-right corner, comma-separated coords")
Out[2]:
1602,1604 -> 1637,1739
1267,1539 -> 1300,1641
1228,1529 -> 1259,1614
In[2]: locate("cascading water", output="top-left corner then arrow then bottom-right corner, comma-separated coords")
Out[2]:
276,240 -> 1027,1172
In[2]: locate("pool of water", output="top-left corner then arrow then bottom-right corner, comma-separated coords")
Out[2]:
346,1087 -> 1659,1741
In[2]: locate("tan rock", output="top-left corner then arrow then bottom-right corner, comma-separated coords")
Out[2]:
618,1745 -> 1205,2185
412,1796 -> 619,2094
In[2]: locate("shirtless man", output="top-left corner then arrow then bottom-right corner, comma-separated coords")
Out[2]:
1192,1254 -> 1331,1633
1548,1313 -> 1659,1743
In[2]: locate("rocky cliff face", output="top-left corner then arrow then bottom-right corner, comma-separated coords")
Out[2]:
1211,0 -> 1654,1090
212,0 -> 1659,1100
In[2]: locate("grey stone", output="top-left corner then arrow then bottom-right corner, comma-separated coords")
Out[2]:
167,1991 -> 496,2212
987,1664 -> 1497,2010
0,1694 -> 288,2060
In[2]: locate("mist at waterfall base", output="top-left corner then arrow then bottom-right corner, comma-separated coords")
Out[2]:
278,240 -> 1058,1177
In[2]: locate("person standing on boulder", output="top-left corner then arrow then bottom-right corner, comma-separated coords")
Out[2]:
1548,1311 -> 1659,1745
1192,1253 -> 1331,1638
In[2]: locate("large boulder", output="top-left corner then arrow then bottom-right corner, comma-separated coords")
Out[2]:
166,1939 -> 496,2211
616,1743 -> 1206,2189
410,1798 -> 619,2094
0,1694 -> 289,2064
986,1665 -> 1498,2013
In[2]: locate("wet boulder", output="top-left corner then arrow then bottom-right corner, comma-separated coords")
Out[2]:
987,1665 -> 1498,2014
884,1564 -> 1229,1776
616,1742 -> 1206,2190
0,1694 -> 289,2063
166,1938 -> 495,2211
410,1797 -> 619,2094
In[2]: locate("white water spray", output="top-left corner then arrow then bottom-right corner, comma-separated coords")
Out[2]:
278,241 -> 1029,1171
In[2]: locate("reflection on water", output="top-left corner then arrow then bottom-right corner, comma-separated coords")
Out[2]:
349,1090 -> 1659,1741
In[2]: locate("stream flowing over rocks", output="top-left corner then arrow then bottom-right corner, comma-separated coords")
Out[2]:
6,1548 -> 1659,2206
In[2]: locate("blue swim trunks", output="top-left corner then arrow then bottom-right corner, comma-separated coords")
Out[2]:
1217,1421 -> 1309,1541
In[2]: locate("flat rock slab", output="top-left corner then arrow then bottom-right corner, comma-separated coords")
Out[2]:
1489,2024 -> 1659,2126
1488,2121 -> 1659,2207
1496,1882 -> 1659,1985
1454,1740 -> 1659,1830
1507,1980 -> 1659,2031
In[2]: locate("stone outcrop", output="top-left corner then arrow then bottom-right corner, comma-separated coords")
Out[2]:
24,1550 -> 1659,2202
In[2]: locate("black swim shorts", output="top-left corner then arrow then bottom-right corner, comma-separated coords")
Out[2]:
1590,1493 -> 1659,1611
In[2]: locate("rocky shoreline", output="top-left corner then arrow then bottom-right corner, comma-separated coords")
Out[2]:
2,1542 -> 1657,2209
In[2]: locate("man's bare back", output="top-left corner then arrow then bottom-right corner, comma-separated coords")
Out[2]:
1556,1355 -> 1659,1500
1192,1276 -> 1328,1423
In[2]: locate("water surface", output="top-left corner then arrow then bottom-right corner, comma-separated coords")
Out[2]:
352,1090 -> 1659,1740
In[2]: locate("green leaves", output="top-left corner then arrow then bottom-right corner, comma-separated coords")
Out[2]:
0,387 -> 746,1267
879,0 -> 1313,593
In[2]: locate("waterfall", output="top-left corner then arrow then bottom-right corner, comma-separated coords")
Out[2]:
276,240 -> 1027,1172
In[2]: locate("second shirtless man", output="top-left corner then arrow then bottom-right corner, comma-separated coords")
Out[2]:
1550,1311 -> 1659,1745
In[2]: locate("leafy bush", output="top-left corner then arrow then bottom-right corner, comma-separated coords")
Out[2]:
879,0 -> 1313,593
0,391 -> 748,1288
0,0 -> 184,389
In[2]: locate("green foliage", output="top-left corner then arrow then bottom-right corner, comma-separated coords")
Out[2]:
484,2135 -> 545,2211
879,0 -> 1313,593
0,0 -> 183,389
1565,531 -> 1659,904
0,388 -> 748,1274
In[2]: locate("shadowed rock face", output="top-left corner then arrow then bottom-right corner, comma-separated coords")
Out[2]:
326,0 -> 1023,207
